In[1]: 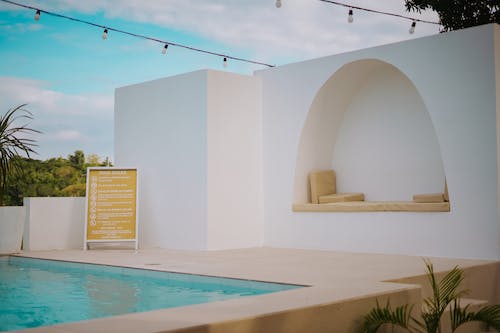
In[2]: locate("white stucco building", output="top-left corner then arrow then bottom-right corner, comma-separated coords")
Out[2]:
114,24 -> 500,260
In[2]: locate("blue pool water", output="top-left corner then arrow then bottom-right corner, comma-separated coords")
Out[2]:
0,256 -> 301,332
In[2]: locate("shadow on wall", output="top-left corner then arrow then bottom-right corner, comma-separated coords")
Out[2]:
293,59 -> 446,204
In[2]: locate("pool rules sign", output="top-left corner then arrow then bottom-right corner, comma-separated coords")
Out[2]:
84,168 -> 139,250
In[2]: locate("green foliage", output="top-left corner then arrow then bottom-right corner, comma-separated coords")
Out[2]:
450,301 -> 500,332
359,260 -> 500,333
68,150 -> 85,171
420,261 -> 467,333
0,104 -> 40,206
360,301 -> 415,333
2,150 -> 112,206
405,0 -> 500,32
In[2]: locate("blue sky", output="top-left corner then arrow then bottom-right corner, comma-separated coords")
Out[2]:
0,0 -> 439,162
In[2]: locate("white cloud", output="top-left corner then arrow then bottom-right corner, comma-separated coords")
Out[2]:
0,22 -> 43,33
0,77 -> 113,160
0,77 -> 113,115
51,129 -> 86,141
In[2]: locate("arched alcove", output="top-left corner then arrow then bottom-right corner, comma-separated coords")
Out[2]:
293,59 -> 446,204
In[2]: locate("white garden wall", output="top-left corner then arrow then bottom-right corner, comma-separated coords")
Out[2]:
114,24 -> 500,259
256,24 -> 500,259
23,197 -> 85,251
115,71 -> 208,250
206,71 -> 263,249
115,70 -> 262,250
0,206 -> 25,254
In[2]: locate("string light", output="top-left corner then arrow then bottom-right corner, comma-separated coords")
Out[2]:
317,0 -> 440,25
409,21 -> 416,34
34,9 -> 40,21
0,0 -> 274,68
276,0 -> 440,28
162,44 -> 168,54
102,28 -> 108,40
223,57 -> 228,68
348,9 -> 353,23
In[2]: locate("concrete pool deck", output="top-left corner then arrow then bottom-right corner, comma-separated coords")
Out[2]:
13,248 -> 500,333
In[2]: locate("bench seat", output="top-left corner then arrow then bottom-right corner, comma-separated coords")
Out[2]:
293,201 -> 450,212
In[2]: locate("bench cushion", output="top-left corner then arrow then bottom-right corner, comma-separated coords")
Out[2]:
412,193 -> 445,203
310,170 -> 336,204
319,193 -> 365,204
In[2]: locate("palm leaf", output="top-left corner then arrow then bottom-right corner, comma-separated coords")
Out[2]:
421,260 -> 467,333
361,261 -> 500,333
0,104 -> 40,205
359,299 -> 417,333
450,301 -> 500,332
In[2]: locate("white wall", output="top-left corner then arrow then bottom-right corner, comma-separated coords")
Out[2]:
0,206 -> 25,254
115,71 -> 208,250
23,197 -> 85,251
113,24 -> 500,259
495,26 -> 500,255
206,71 -> 263,249
257,24 -> 500,259
293,60 -> 372,203
294,60 -> 445,203
332,64 -> 444,200
115,70 -> 263,250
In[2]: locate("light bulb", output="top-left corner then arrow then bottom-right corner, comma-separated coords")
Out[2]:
162,44 -> 168,54
223,57 -> 228,68
102,28 -> 108,40
409,21 -> 416,34
348,9 -> 353,23
34,10 -> 41,21
275,0 -> 281,8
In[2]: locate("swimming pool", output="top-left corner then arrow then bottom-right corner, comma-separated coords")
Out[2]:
0,256 -> 301,332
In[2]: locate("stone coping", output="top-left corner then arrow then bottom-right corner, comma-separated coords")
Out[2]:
9,248 -> 495,333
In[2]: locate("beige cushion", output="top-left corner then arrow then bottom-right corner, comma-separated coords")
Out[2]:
319,193 -> 365,204
413,193 -> 445,203
413,181 -> 449,203
310,170 -> 336,204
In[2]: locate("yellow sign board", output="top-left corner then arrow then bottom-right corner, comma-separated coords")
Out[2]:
84,168 -> 138,250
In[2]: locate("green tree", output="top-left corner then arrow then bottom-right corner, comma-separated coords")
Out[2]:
3,151 -> 111,205
359,261 -> 500,332
69,150 -> 85,171
0,104 -> 40,206
85,153 -> 101,165
405,0 -> 500,32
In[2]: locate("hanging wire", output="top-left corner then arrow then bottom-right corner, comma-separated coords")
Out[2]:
0,0 -> 275,68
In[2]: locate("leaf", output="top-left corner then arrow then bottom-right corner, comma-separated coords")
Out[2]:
451,302 -> 500,332
359,299 -> 417,333
421,260 -> 467,333
0,104 -> 41,205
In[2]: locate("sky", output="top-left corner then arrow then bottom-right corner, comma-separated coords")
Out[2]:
0,0 -> 440,162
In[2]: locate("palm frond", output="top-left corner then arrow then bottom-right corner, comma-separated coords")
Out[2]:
438,266 -> 466,303
359,299 -> 415,333
361,261 -> 500,333
0,104 -> 40,205
421,260 -> 467,333
451,301 -> 500,332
